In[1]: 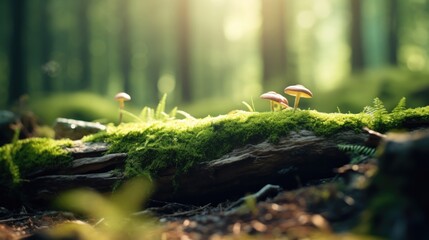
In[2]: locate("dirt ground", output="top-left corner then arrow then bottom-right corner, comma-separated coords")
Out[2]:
0,161 -> 374,240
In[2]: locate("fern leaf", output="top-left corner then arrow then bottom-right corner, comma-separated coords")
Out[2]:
169,106 -> 178,118
121,109 -> 143,123
177,110 -> 195,120
338,144 -> 376,157
392,97 -> 407,113
155,93 -> 167,120
373,98 -> 388,115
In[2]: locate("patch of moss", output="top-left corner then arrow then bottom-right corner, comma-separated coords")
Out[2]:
0,138 -> 73,185
1,105 -> 427,190
84,106 -> 429,179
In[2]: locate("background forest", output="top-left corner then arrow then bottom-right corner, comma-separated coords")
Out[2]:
1,0 -> 429,124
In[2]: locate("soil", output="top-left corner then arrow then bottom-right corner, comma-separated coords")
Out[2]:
0,160 -> 374,240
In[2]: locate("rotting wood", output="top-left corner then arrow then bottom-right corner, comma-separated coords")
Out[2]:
152,130 -> 367,203
23,130 -> 371,205
25,171 -> 123,203
66,141 -> 109,159
57,153 -> 127,175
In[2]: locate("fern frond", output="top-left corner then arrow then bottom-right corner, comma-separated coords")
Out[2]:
121,109 -> 144,123
139,107 -> 154,122
338,144 -> 376,157
392,97 -> 407,113
169,106 -> 178,118
338,144 -> 376,164
362,106 -> 376,115
373,97 -> 388,115
177,110 -> 195,120
155,93 -> 167,119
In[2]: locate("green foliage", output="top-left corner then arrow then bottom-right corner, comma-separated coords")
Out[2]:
84,105 -> 429,180
122,93 -> 194,123
362,98 -> 390,132
0,137 -> 72,205
85,109 -> 378,180
0,138 -> 73,186
30,92 -> 122,124
242,101 -> 255,112
362,97 -> 388,115
242,97 -> 256,112
53,177 -> 160,239
0,144 -> 20,185
392,97 -> 407,114
338,144 -> 376,164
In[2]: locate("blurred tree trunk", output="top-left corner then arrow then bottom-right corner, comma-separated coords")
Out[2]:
40,0 -> 53,92
118,0 -> 131,93
177,0 -> 192,103
8,0 -> 27,105
387,0 -> 398,65
260,0 -> 287,88
350,0 -> 364,71
143,1 -> 162,102
78,0 -> 91,90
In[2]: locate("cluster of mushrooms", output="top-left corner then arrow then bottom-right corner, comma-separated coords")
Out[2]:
113,84 -> 311,125
260,84 -> 313,112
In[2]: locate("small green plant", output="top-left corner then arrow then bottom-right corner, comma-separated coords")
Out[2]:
362,97 -> 390,131
338,144 -> 376,164
392,97 -> 407,113
54,177 -> 160,240
121,93 -> 194,123
242,97 -> 256,112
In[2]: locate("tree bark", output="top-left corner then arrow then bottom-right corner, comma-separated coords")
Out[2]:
78,0 -> 91,90
387,0 -> 398,65
176,0 -> 192,103
40,0 -> 53,92
23,130 -> 369,205
118,0 -> 132,93
8,0 -> 27,105
350,0 -> 364,72
260,0 -> 287,87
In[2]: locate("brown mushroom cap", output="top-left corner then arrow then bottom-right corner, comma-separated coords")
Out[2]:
114,92 -> 131,101
260,91 -> 289,107
284,85 -> 313,98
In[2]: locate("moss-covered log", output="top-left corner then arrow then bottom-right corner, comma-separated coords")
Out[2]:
1,107 -> 429,206
153,130 -> 367,203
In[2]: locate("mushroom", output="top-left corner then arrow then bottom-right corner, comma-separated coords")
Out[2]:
260,91 -> 289,111
114,92 -> 131,124
284,84 -> 313,112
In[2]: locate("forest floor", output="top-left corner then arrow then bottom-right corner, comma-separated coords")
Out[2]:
0,160 -> 374,240
3,106 -> 428,239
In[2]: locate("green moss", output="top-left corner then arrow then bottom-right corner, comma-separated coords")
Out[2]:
84,106 -> 429,179
0,138 -> 73,185
1,105 -> 427,194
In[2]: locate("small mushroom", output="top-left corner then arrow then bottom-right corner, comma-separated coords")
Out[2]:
284,84 -> 313,112
114,92 -> 131,124
260,91 -> 289,111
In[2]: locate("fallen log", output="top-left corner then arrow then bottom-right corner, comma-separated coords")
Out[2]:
152,130 -> 366,203
57,153 -> 127,175
25,171 -> 123,203
23,130 -> 369,205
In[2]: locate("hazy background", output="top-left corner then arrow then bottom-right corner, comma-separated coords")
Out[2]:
1,0 -> 429,124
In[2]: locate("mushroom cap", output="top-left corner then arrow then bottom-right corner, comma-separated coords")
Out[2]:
114,92 -> 131,101
284,85 -> 313,98
260,91 -> 289,106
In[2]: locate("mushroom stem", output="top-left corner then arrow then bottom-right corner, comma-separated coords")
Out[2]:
293,94 -> 301,112
270,101 -> 274,112
118,100 -> 124,124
